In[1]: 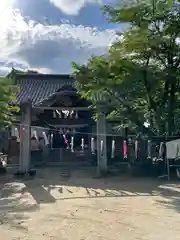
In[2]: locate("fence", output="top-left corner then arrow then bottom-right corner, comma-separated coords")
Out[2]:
3,129 -> 167,165
2,126 -> 180,179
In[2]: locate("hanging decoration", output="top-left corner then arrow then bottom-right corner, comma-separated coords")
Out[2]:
147,140 -> 151,159
53,111 -> 56,118
48,134 -> 51,147
50,134 -> 53,149
14,128 -> 20,142
81,138 -> 84,152
123,140 -> 127,158
58,111 -> 62,119
71,136 -> 74,152
63,110 -> 68,118
159,142 -> 164,159
31,128 -> 34,137
32,130 -> 38,140
70,110 -> 74,118
100,140 -> 104,155
75,111 -> 78,119
91,137 -> 95,154
63,134 -> 69,149
135,140 -> 139,159
55,109 -> 62,118
42,132 -> 49,145
11,127 -> 15,137
111,139 -> 115,159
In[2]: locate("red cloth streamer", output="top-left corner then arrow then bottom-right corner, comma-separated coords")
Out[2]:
123,140 -> 127,158
63,134 -> 68,145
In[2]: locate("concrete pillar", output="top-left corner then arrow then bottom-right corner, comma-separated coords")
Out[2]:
19,101 -> 32,173
96,106 -> 107,175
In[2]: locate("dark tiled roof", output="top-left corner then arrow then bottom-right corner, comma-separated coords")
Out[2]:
14,74 -> 74,106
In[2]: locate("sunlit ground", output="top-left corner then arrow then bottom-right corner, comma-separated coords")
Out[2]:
0,167 -> 180,240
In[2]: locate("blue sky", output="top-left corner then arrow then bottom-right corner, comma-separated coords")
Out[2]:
0,0 -> 122,75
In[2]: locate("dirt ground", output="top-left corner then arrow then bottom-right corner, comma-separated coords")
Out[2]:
0,167 -> 180,240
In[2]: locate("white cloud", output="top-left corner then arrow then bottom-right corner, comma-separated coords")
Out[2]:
49,0 -> 102,15
0,65 -> 12,76
0,7 -> 119,75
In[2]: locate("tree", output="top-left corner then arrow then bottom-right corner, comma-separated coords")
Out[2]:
104,0 -> 180,136
72,0 -> 180,137
72,52 -> 162,136
0,77 -> 19,130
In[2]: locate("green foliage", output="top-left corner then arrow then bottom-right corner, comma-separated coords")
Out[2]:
0,77 -> 19,129
72,0 -> 180,136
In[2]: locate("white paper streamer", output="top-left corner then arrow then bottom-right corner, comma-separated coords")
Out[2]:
81,138 -> 84,151
100,140 -> 103,155
111,140 -> 115,159
42,132 -> 49,145
71,136 -> 74,152
135,140 -> 138,159
159,142 -> 163,158
64,110 -> 68,118
53,111 -> 56,118
50,134 -> 53,149
91,137 -> 95,154
70,111 -> 73,118
75,111 -> 78,119
31,128 -> 35,137
11,127 -> 15,136
32,130 -> 38,140
14,128 -> 20,142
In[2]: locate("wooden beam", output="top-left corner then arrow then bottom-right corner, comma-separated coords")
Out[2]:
46,124 -> 88,128
33,106 -> 90,111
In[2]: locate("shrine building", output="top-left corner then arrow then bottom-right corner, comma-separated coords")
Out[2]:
7,69 -> 111,173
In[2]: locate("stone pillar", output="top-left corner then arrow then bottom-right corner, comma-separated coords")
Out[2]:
96,105 -> 107,175
19,101 -> 32,173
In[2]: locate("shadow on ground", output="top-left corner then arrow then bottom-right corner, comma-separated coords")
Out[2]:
155,183 -> 180,213
1,166 -> 180,219
0,175 -> 39,230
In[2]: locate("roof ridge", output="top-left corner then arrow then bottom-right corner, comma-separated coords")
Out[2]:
7,68 -> 72,80
16,73 -> 73,81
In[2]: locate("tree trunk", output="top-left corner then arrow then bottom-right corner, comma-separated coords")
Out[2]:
168,82 -> 175,136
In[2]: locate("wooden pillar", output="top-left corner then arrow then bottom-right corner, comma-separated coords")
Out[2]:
19,101 -> 32,173
97,105 -> 107,175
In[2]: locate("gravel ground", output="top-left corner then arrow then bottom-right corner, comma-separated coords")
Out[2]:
0,167 -> 180,240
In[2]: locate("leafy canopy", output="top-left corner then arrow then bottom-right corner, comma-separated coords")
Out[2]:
0,77 -> 19,129
72,0 -> 180,137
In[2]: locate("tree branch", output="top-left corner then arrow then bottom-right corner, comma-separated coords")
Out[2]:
104,87 -> 156,136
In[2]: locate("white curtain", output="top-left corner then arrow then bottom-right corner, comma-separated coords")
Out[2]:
166,139 -> 180,159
